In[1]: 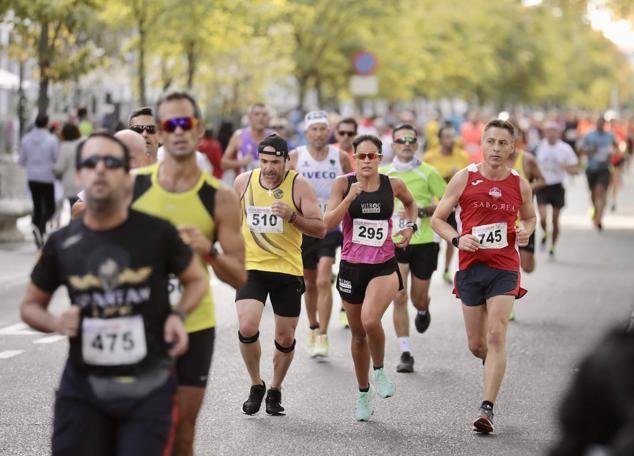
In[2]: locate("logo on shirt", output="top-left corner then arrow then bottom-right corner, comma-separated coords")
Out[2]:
69,259 -> 152,291
272,188 -> 284,199
361,203 -> 381,214
471,179 -> 484,186
330,159 -> 336,166
488,187 -> 502,199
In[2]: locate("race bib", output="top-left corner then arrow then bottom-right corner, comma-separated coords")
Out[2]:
246,206 -> 283,233
472,222 -> 508,249
391,214 -> 420,233
82,315 -> 147,366
352,219 -> 389,247
168,275 -> 182,307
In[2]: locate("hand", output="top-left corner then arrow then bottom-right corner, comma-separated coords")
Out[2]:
240,154 -> 253,167
271,201 -> 293,222
55,306 -> 80,337
458,234 -> 480,252
178,225 -> 211,256
394,227 -> 414,248
516,226 -> 530,247
345,182 -> 363,203
164,314 -> 189,357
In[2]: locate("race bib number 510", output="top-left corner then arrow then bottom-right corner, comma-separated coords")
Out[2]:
82,315 -> 147,366
246,206 -> 283,233
472,222 -> 508,249
352,219 -> 389,247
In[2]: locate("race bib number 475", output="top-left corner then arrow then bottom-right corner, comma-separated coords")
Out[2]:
246,206 -> 283,233
472,222 -> 508,249
352,219 -> 389,247
82,315 -> 147,366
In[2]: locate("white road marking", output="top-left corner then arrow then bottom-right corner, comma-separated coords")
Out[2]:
0,350 -> 25,359
0,323 -> 40,336
34,335 -> 66,344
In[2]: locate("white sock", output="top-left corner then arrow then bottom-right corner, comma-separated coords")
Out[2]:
398,336 -> 410,353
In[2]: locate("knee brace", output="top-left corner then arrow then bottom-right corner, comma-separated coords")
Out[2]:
238,330 -> 260,344
274,339 -> 296,353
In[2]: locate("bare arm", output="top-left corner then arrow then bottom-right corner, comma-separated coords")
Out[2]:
517,177 -> 537,246
340,150 -> 353,173
289,176 -> 326,238
21,284 -> 60,334
173,255 -> 208,315
525,154 -> 546,192
324,175 -> 356,230
220,132 -> 250,170
288,150 -> 299,170
390,177 -> 417,248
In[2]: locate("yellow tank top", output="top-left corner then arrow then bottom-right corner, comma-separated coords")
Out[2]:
131,163 -> 219,333
513,149 -> 528,180
241,169 -> 303,276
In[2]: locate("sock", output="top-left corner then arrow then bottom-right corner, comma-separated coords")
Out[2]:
482,400 -> 494,409
359,386 -> 369,393
309,324 -> 319,331
398,336 -> 410,353
373,365 -> 383,371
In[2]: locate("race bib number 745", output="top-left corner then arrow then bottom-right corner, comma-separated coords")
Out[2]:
82,315 -> 147,366
472,222 -> 508,249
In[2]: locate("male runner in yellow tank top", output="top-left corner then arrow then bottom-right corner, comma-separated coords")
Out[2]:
233,134 -> 326,416
131,91 -> 246,456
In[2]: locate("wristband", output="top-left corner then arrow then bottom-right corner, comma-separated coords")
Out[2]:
405,222 -> 418,233
289,212 -> 297,224
172,310 -> 187,322
451,236 -> 460,248
418,207 -> 428,218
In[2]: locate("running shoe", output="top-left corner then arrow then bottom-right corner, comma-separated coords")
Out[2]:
415,310 -> 431,334
242,381 -> 266,415
373,367 -> 395,398
473,403 -> 494,433
355,386 -> 374,421
265,388 -> 285,416
339,310 -> 349,329
306,328 -> 318,356
396,351 -> 414,373
549,247 -> 555,257
442,271 -> 452,284
540,234 -> 547,252
313,334 -> 329,358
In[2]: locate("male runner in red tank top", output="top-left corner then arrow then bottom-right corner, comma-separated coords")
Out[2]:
431,119 -> 536,434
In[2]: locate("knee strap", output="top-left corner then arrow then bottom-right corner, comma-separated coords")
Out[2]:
238,330 -> 260,344
274,339 -> 296,353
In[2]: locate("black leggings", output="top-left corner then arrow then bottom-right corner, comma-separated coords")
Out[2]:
28,181 -> 55,235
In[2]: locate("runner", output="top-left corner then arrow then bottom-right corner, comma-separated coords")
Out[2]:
431,119 -> 536,433
221,103 -> 272,175
581,116 -> 617,231
234,134 -> 325,416
131,91 -> 246,455
289,110 -> 352,357
128,106 -> 160,163
424,124 -> 471,283
325,134 -> 417,421
534,121 -> 578,257
380,124 -> 447,373
20,132 -> 209,455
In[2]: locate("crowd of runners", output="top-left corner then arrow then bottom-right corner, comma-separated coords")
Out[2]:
17,93 -> 632,454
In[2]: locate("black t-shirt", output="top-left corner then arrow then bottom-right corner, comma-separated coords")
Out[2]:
31,209 -> 193,377
345,173 -> 394,221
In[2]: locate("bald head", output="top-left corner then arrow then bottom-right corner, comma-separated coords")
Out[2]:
115,129 -> 148,169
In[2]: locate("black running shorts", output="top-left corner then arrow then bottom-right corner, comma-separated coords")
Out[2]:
336,257 -> 403,305
454,262 -> 526,307
301,231 -> 343,270
395,242 -> 439,280
586,168 -> 611,190
53,362 -> 177,456
236,270 -> 305,317
176,327 -> 215,387
536,183 -> 565,209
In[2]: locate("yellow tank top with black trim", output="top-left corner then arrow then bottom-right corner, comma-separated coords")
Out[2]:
130,163 -> 219,333
513,149 -> 528,180
242,169 -> 303,276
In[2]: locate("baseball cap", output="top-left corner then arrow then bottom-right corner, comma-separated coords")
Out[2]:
258,134 -> 288,158
304,110 -> 329,129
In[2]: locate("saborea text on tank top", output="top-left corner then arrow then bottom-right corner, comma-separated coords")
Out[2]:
456,164 -> 522,272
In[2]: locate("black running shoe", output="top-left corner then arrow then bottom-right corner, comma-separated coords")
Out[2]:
473,404 -> 494,433
415,311 -> 431,334
396,351 -> 414,373
265,388 -> 285,416
242,381 -> 266,415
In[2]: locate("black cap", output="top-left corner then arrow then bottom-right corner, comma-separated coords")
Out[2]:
258,134 -> 288,159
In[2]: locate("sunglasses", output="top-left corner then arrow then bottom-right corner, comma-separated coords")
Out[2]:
271,125 -> 286,130
130,124 -> 156,135
354,152 -> 382,161
159,117 -> 198,133
337,131 -> 356,137
394,136 -> 417,145
78,155 -> 127,170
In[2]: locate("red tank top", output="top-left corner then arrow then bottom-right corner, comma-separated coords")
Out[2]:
456,164 -> 522,272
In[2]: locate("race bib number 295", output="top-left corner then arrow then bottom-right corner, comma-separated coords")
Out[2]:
352,219 -> 389,247
82,315 -> 147,366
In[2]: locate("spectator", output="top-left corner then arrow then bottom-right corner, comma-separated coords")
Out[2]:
77,107 -> 93,137
53,122 -> 83,213
198,128 -> 224,179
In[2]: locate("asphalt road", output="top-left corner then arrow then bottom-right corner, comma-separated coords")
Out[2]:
1,172 -> 633,456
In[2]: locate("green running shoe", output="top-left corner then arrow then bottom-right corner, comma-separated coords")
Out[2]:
373,367 -> 395,398
355,386 -> 374,421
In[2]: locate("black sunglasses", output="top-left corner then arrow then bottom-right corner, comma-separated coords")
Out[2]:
337,131 -> 356,137
130,124 -> 156,134
394,136 -> 417,145
78,155 -> 127,170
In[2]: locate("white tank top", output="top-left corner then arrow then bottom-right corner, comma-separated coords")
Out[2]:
296,146 -> 343,212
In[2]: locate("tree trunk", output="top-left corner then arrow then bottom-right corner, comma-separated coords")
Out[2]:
37,20 -> 50,114
185,41 -> 196,90
17,59 -> 26,139
296,73 -> 309,111
138,20 -> 147,106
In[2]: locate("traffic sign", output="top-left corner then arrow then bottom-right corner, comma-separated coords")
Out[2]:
352,50 -> 378,76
